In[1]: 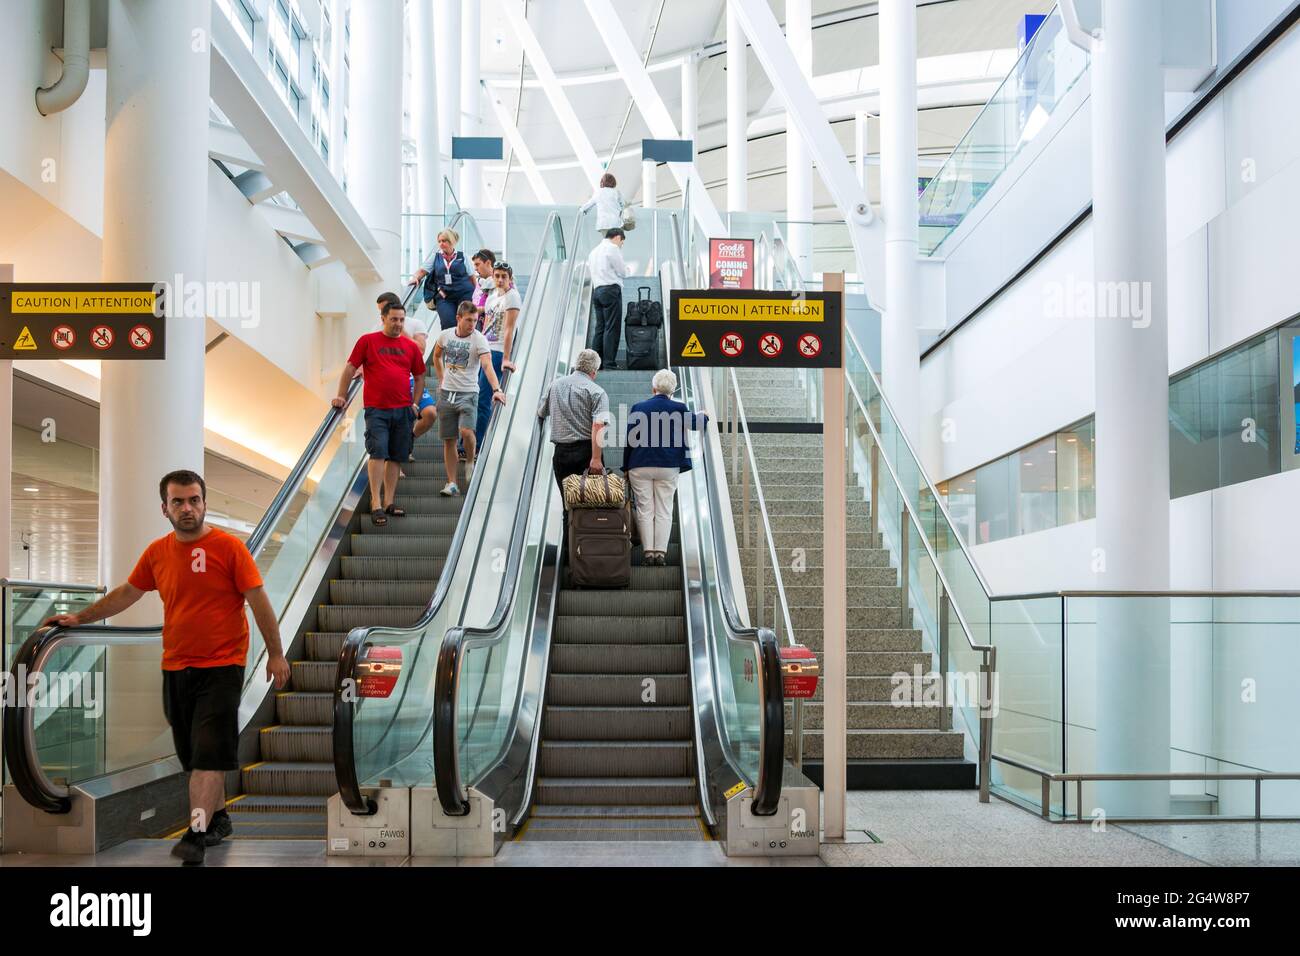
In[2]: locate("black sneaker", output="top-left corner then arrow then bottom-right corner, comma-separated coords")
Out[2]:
204,809 -> 234,847
171,828 -> 206,865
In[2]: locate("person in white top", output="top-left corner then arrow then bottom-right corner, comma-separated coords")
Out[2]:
474,260 -> 522,450
585,228 -> 631,369
432,301 -> 506,496
580,172 -> 626,232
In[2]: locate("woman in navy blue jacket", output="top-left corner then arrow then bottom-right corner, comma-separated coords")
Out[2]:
622,369 -> 708,566
413,228 -> 476,330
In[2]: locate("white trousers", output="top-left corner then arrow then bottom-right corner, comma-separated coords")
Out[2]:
628,467 -> 679,554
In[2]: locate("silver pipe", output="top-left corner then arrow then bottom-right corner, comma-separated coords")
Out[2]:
36,0 -> 90,116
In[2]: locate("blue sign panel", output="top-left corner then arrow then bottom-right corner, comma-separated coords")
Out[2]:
642,139 -> 694,163
452,136 -> 504,160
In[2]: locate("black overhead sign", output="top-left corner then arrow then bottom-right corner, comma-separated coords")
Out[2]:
669,289 -> 842,369
0,283 -> 167,360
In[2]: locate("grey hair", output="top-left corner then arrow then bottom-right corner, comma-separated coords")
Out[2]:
575,349 -> 602,376
651,369 -> 677,396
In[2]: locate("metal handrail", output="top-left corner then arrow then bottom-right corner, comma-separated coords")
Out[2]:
336,208 -> 578,815
0,580 -> 105,593
431,210 -> 591,816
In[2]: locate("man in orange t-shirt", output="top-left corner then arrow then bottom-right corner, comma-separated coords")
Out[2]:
43,470 -> 290,865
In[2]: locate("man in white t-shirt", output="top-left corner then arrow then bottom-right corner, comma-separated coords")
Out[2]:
433,300 -> 506,496
475,260 -> 523,451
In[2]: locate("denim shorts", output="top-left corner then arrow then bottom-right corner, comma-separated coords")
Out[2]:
437,389 -> 478,440
364,406 -> 415,461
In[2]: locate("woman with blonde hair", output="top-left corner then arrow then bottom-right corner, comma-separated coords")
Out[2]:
412,227 -> 475,330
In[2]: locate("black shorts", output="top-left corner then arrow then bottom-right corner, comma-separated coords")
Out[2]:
363,406 -> 416,462
162,665 -> 243,772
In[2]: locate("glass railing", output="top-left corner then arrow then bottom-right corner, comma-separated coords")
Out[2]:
917,5 -> 1089,255
1,580 -> 105,786
342,207 -> 590,804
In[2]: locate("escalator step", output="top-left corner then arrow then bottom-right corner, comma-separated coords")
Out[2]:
549,643 -> 687,674
543,705 -> 692,741
385,495 -> 470,514
529,804 -> 699,819
259,725 -> 332,761
349,535 -> 452,558
275,692 -> 332,726
557,590 -> 683,617
229,795 -> 328,811
631,544 -> 681,565
546,674 -> 690,706
356,515 -> 458,536
518,818 -> 702,841
289,660 -> 336,692
552,615 -> 685,644
328,579 -> 438,605
222,811 -> 328,839
305,632 -> 346,662
534,776 -> 697,807
315,604 -> 427,631
623,566 -> 681,589
538,740 -> 693,777
339,556 -> 446,580
241,761 -> 337,797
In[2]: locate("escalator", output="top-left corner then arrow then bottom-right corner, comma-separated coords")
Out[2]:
421,220 -> 808,856
1,208 -> 558,851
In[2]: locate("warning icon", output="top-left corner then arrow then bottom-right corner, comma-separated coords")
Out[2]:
681,332 -> 706,358
13,326 -> 38,351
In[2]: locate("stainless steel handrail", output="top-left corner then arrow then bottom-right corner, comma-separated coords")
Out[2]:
0,580 -> 105,593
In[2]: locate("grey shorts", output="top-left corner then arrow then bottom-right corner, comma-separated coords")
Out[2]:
437,389 -> 478,439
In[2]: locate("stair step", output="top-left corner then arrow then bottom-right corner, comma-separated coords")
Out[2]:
259,725 -> 332,761
289,660 -> 337,692
228,794 -> 329,811
552,616 -> 685,644
329,579 -> 437,606
743,565 -> 899,589
775,630 -> 925,653
348,534 -> 452,557
242,761 -> 337,797
556,590 -> 683,617
356,515 -> 458,535
315,604 -> 426,631
538,741 -> 693,777
534,776 -> 697,807
546,674 -> 690,706
549,643 -> 688,674
275,692 -> 332,726
745,584 -> 902,609
339,556 -> 447,580
543,706 -> 692,741
785,700 -> 948,730
530,803 -> 700,819
384,494 -> 472,514
305,632 -> 347,662
786,729 -> 966,760
784,605 -> 912,630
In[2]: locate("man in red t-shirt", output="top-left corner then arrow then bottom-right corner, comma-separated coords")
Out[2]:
42,470 -> 290,865
333,301 -> 427,526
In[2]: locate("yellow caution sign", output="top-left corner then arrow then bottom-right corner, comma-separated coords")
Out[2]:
678,296 -> 825,322
11,290 -> 156,314
724,781 -> 747,800
13,326 -> 38,350
681,332 -> 706,358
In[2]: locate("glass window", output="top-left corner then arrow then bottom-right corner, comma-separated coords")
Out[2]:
1056,419 -> 1095,524
1216,333 -> 1279,488
975,456 -> 1015,544
1013,436 -> 1057,535
1169,358 -> 1220,498
939,473 -> 978,547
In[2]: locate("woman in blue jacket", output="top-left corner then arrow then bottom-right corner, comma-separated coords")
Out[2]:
413,228 -> 475,330
622,369 -> 708,566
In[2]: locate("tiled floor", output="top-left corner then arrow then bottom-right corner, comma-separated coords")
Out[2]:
5,791 -> 1298,866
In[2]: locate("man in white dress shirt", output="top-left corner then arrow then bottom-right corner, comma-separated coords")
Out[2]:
585,228 -> 631,370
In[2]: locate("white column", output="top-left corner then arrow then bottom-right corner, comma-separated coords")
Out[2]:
434,0 -> 463,204
1091,0 -> 1170,818
854,111 -> 875,193
346,0 -> 404,286
411,0 -> 442,258
100,0 -> 211,761
642,160 -> 658,208
784,0 -> 813,279
726,5 -> 748,213
327,0 -> 347,182
458,0 -> 483,208
879,0 -> 921,443
680,54 -> 698,148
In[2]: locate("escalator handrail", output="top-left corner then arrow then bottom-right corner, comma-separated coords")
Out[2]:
667,214 -> 784,815
335,208 -> 581,815
430,214 -> 590,817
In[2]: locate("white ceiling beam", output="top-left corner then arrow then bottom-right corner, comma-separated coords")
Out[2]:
485,82 -> 556,204
731,0 -> 883,306
581,0 -> 726,239
502,0 -> 604,186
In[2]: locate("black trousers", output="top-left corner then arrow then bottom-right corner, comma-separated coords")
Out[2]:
553,440 -> 592,494
591,283 -> 623,367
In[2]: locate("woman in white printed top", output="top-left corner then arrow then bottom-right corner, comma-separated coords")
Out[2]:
475,261 -> 522,450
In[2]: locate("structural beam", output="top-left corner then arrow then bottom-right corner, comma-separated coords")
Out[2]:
730,0 -> 881,307
503,0 -> 604,187
485,82 -> 556,204
582,0 -> 726,240
726,4 -> 748,212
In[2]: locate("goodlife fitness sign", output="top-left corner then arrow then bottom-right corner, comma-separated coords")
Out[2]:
708,238 -> 755,290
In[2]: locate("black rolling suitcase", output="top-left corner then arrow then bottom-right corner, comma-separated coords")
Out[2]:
567,505 -> 632,588
624,286 -> 663,371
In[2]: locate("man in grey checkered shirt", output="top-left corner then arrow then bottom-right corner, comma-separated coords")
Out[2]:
538,348 -> 610,491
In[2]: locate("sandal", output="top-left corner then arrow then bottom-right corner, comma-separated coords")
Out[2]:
384,505 -> 406,518
370,509 -> 388,527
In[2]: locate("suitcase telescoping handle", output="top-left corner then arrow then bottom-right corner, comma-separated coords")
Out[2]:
638,286 -> 651,302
